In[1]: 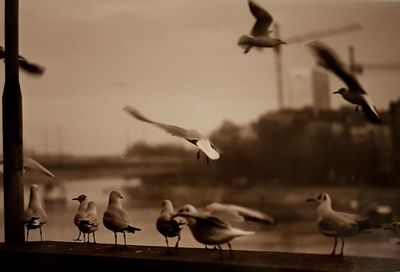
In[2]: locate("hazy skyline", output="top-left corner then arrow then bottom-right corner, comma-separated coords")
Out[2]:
0,0 -> 399,156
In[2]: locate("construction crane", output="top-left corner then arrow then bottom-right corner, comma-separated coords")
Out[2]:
348,45 -> 400,75
272,23 -> 362,109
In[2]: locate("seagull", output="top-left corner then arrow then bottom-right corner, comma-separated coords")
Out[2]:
156,200 -> 185,251
22,184 -> 48,242
173,204 -> 254,259
123,105 -> 220,164
103,191 -> 141,246
205,202 -> 275,225
79,201 -> 101,243
0,156 -> 56,179
238,0 -> 286,54
72,194 -> 89,241
308,41 -> 382,124
306,192 -> 381,256
0,45 -> 45,76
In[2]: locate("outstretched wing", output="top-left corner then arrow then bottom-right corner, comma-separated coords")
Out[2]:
0,157 -> 55,178
308,41 -> 365,94
123,105 -> 194,139
24,157 -> 56,178
18,56 -> 45,76
361,98 -> 382,124
248,0 -> 273,37
207,202 -> 274,224
173,211 -> 230,229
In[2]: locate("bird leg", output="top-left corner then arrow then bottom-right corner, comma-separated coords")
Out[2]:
114,232 -> 118,247
175,234 -> 181,249
331,237 -> 337,255
339,237 -> 345,256
93,233 -> 97,244
40,226 -> 43,243
206,156 -> 209,165
197,150 -> 201,160
217,244 -> 223,260
26,228 -> 30,242
73,231 -> 82,241
123,232 -> 127,247
227,242 -> 234,259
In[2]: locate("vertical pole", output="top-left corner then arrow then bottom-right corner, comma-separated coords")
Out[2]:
2,0 -> 25,243
273,23 -> 284,110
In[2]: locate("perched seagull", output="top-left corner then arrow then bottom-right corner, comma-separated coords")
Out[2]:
205,202 -> 275,225
79,201 -> 101,243
0,45 -> 45,76
238,0 -> 286,54
123,105 -> 220,164
307,192 -> 381,256
173,204 -> 254,259
22,184 -> 48,242
0,156 -> 56,179
156,200 -> 185,251
72,194 -> 89,241
308,41 -> 382,124
103,191 -> 141,246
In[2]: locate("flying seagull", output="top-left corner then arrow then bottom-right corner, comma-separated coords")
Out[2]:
238,0 -> 286,54
22,184 -> 48,242
308,41 -> 382,124
0,45 -> 45,76
156,199 -> 185,251
307,192 -> 381,256
123,105 -> 220,164
174,204 -> 254,259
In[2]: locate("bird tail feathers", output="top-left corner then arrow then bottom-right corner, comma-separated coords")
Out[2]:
126,225 -> 141,233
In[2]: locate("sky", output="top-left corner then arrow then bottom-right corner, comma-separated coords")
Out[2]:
0,0 -> 399,156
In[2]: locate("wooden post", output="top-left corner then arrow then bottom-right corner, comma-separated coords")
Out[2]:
2,0 -> 25,243
273,23 -> 284,110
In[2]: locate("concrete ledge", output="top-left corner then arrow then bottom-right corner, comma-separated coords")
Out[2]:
1,241 -> 399,272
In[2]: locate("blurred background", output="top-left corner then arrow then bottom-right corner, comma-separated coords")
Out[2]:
1,0 -> 400,258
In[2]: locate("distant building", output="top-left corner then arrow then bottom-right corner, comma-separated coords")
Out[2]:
289,67 -> 331,111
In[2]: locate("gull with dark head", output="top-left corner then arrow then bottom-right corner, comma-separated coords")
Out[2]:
123,105 -> 220,164
307,192 -> 381,256
79,201 -> 101,243
174,204 -> 254,259
103,191 -> 141,246
238,0 -> 286,54
72,194 -> 89,241
22,184 -> 48,242
156,199 -> 185,251
308,41 -> 382,124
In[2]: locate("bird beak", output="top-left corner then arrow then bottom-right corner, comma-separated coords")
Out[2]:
333,91 -> 340,94
72,197 -> 78,201
281,41 -> 287,45
306,198 -> 316,202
